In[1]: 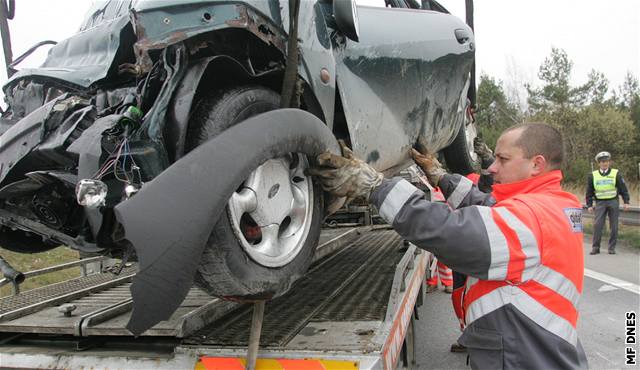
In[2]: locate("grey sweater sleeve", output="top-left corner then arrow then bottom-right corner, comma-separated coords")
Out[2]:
370,177 -> 540,281
437,174 -> 496,209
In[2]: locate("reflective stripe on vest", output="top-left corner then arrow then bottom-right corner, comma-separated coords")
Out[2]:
593,169 -> 618,200
476,206 -> 541,282
464,264 -> 580,346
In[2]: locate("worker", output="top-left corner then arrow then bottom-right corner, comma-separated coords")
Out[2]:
471,137 -> 495,193
427,259 -> 453,293
308,123 -> 587,369
585,151 -> 630,255
400,167 -> 454,293
449,137 -> 495,354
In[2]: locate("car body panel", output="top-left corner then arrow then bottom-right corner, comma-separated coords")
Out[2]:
5,16 -> 130,89
336,6 -> 474,173
0,95 -> 90,184
296,1 -> 337,128
0,101 -> 52,183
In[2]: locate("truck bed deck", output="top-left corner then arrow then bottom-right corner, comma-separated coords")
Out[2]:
185,229 -> 404,349
0,227 -> 429,370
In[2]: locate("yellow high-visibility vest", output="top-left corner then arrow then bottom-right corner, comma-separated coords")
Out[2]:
593,169 -> 618,200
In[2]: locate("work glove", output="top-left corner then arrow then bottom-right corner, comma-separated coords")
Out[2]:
410,148 -> 446,187
473,137 -> 495,170
307,140 -> 384,214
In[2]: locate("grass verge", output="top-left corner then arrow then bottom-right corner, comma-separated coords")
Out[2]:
0,247 -> 80,297
582,218 -> 640,249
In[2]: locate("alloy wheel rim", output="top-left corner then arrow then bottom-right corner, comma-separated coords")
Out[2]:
227,153 -> 313,267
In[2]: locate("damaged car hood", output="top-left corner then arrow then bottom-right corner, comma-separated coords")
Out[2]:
3,0 -> 288,92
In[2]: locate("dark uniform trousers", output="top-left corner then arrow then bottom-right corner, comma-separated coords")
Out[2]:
592,198 -> 619,252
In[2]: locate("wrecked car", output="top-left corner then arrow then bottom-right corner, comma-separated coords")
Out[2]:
0,0 -> 476,333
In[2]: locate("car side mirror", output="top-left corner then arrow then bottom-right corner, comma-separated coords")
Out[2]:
333,0 -> 360,42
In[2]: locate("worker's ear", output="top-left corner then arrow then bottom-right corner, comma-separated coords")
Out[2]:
531,154 -> 547,176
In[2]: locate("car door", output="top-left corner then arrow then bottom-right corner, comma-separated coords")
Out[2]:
334,0 -> 474,175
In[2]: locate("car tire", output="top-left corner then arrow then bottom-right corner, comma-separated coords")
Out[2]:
186,86 -> 323,300
443,120 -> 480,175
185,86 -> 281,151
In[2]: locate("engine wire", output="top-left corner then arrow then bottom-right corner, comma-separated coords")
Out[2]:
91,139 -> 137,182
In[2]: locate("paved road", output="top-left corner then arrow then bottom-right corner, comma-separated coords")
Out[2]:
414,241 -> 640,369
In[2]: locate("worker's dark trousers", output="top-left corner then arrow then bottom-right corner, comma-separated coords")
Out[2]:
592,198 -> 619,252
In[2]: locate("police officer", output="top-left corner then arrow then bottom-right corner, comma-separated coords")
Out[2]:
586,151 -> 630,254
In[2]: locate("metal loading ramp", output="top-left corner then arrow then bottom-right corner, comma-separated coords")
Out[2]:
0,228 -> 361,338
184,229 -> 406,348
0,265 -> 137,322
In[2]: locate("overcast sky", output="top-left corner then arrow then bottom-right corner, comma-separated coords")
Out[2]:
438,0 -> 640,106
0,0 -> 638,107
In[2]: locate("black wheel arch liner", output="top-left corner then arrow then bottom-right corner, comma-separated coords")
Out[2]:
164,55 -> 328,163
115,108 -> 340,335
164,55 -> 258,162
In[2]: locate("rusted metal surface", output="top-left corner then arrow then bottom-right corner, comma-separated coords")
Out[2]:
131,3 -> 286,76
225,5 -> 286,54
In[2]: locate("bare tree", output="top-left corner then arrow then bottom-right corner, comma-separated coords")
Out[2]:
503,55 -> 532,113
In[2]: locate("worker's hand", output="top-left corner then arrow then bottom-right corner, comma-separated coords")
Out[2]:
473,137 -> 494,169
587,207 -> 594,213
623,203 -> 629,211
307,140 -> 384,213
410,148 -> 446,187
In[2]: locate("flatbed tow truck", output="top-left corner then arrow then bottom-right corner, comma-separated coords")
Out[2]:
0,223 -> 431,370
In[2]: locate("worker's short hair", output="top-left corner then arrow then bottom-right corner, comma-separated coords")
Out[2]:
504,123 -> 564,170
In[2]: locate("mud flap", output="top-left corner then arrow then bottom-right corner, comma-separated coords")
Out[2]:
115,109 -> 340,335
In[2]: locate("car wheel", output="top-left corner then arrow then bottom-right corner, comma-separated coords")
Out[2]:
186,86 -> 322,300
442,118 -> 480,175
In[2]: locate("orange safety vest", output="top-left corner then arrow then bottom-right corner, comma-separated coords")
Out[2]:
462,171 -> 584,345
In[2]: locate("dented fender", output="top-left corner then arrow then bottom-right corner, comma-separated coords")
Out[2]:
115,108 -> 340,335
